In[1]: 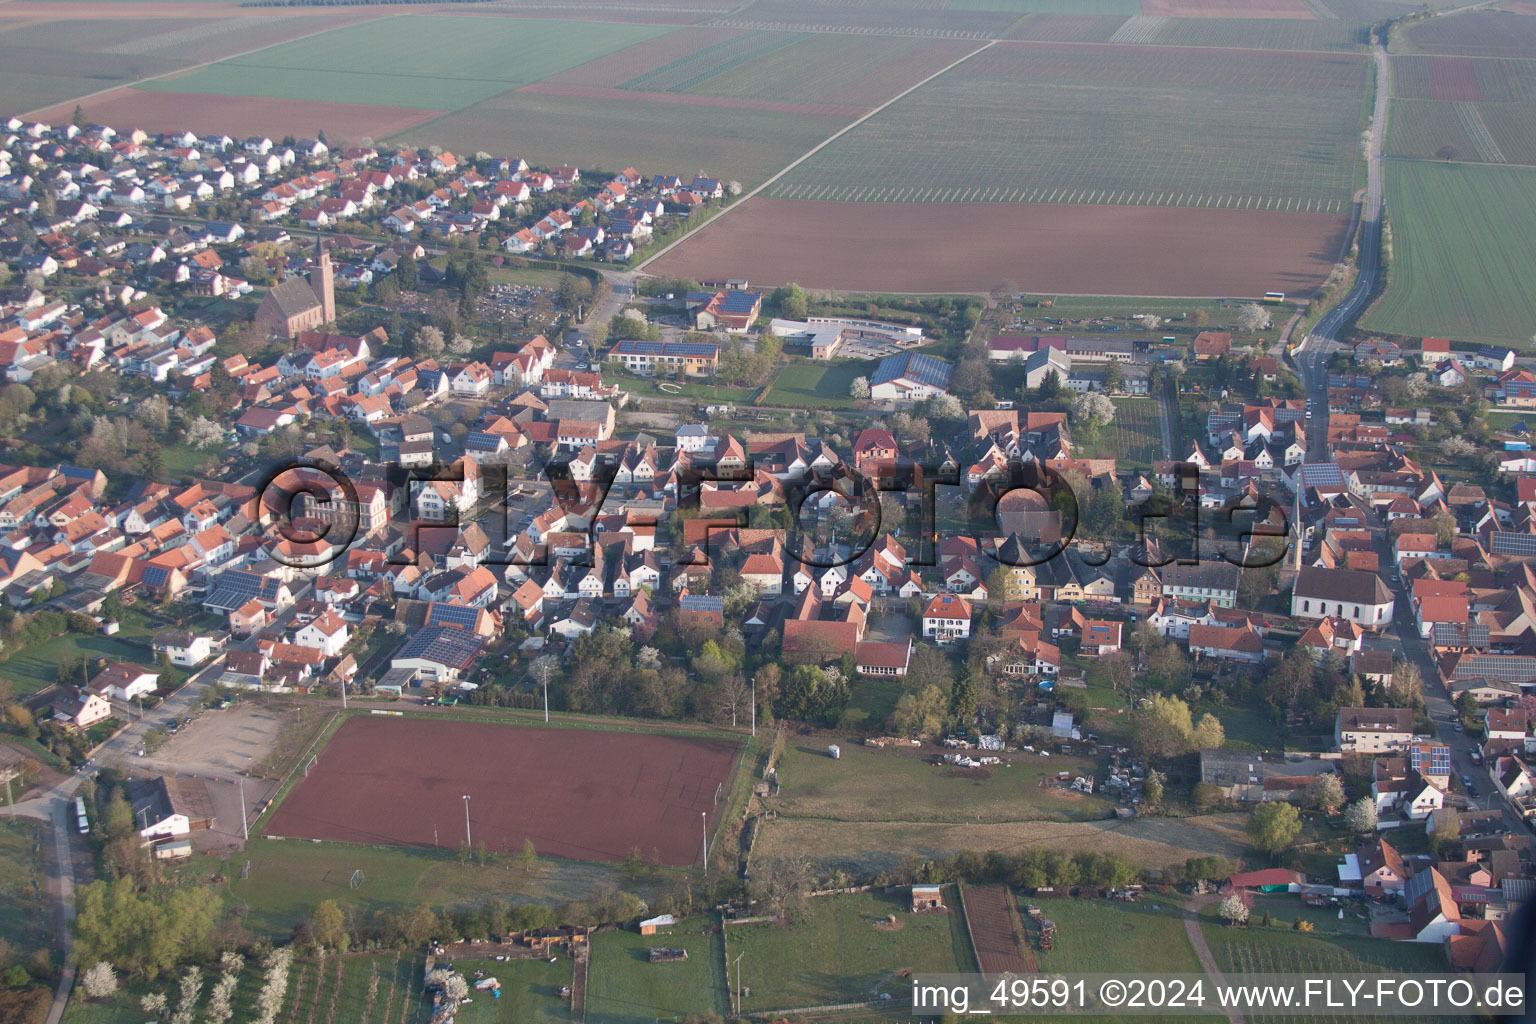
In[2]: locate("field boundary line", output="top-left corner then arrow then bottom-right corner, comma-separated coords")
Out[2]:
20,8 -> 408,119
633,37 -> 996,273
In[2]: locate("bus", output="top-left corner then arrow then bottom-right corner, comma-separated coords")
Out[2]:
74,797 -> 88,836
1262,291 -> 1286,304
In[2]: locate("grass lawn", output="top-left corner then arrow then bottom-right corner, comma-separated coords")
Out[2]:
763,360 -> 877,409
1484,410 -> 1533,431
730,889 -> 977,1012
847,674 -> 906,732
0,631 -> 156,697
1365,161 -> 1536,346
216,839 -> 650,935
1233,895 -> 1373,938
586,915 -> 728,1024
772,732 -> 1114,824
161,441 -> 223,481
1021,897 -> 1202,974
0,820 -> 46,956
616,373 -> 759,405
1195,700 -> 1279,753
447,956 -> 574,1024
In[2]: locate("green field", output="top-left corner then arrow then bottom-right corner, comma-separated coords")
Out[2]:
766,45 -> 1369,211
0,820 -> 46,957
730,889 -> 978,1011
450,956 -> 574,1024
772,733 -> 1114,823
1022,897 -> 1203,975
763,360 -> 876,409
585,915 -> 729,1024
141,16 -> 675,110
0,630 -> 156,697
1365,161 -> 1536,345
215,839 -> 645,935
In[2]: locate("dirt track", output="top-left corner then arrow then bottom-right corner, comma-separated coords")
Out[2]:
648,196 -> 1349,296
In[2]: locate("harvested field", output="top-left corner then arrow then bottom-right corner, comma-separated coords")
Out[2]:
517,83 -> 864,118
1140,0 -> 1316,16
394,92 -> 841,189
265,716 -> 740,865
539,24 -> 748,87
710,0 -> 1018,37
1404,9 -> 1536,56
961,885 -> 1036,974
1133,15 -> 1369,49
649,197 -> 1350,296
548,28 -> 977,110
0,8 -> 394,116
1002,12 -> 1132,41
766,43 -> 1368,212
32,87 -> 439,143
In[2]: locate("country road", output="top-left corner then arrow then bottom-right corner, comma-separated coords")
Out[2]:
1295,41 -> 1389,454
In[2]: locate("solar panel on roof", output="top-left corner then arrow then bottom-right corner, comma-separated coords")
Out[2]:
143,566 -> 170,587
1491,532 -> 1536,557
720,292 -> 761,313
1458,656 -> 1536,682
426,603 -> 482,628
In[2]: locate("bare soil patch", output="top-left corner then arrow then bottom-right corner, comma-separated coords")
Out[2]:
266,716 -> 740,865
962,884 -> 1036,974
31,88 -> 440,142
649,197 -> 1349,297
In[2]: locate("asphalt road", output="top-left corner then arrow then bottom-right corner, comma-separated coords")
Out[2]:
1296,42 -> 1389,455
1289,41 -> 1522,833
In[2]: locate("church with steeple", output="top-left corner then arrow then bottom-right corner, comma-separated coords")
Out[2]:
253,236 -> 335,339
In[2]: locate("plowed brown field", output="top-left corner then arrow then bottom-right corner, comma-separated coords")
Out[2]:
31,88 -> 440,143
649,197 -> 1349,297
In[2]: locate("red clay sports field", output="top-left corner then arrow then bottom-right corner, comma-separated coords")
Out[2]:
265,717 -> 741,866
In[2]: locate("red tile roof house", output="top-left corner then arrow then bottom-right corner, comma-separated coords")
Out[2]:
922,593 -> 972,644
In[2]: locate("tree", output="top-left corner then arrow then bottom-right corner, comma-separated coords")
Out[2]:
1455,690 -> 1479,722
1236,303 -> 1271,332
1305,773 -> 1345,814
1344,796 -> 1378,834
1143,768 -> 1165,807
1430,809 -> 1460,854
849,376 -> 870,400
1101,650 -> 1134,693
1219,893 -> 1249,926
1246,802 -> 1301,857
772,283 -> 808,320
79,961 -> 116,999
1038,368 -> 1062,399
1071,391 -> 1115,426
520,838 -> 538,874
185,416 -> 225,450
310,899 -> 348,952
396,252 -> 418,291
413,326 -> 445,359
891,684 -> 947,739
